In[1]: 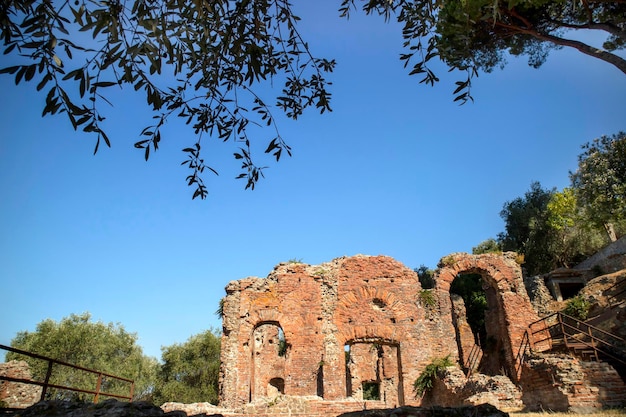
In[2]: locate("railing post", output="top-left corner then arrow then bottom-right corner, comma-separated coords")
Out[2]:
588,326 -> 599,361
94,373 -> 103,403
40,361 -> 54,401
558,313 -> 567,346
129,381 -> 135,402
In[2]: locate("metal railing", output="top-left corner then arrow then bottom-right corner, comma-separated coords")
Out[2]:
514,329 -> 532,380
0,344 -> 134,407
516,312 -> 626,377
607,278 -> 626,308
463,337 -> 483,378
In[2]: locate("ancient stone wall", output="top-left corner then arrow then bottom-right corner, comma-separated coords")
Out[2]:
219,253 -> 541,412
519,353 -> 626,412
0,360 -> 42,408
219,255 -> 459,409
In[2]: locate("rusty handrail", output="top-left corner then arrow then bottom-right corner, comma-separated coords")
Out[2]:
514,330 -> 532,381
524,313 -> 626,368
608,278 -> 626,308
557,315 -> 626,366
463,339 -> 483,378
559,312 -> 626,343
0,344 -> 134,406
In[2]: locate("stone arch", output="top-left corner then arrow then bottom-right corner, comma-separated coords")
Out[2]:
250,321 -> 288,400
434,252 -> 538,378
335,286 -> 415,344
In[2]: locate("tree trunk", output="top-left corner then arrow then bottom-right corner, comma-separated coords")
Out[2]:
494,20 -> 626,74
535,32 -> 626,75
604,222 -> 618,242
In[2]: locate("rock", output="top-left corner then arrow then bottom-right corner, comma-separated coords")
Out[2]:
337,403 -> 508,417
12,399 -> 221,417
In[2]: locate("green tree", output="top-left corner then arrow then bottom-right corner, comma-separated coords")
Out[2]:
342,0 -> 625,103
432,0 -> 626,96
415,264 -> 435,289
546,188 -> 606,267
498,181 -> 558,275
7,313 -> 158,401
570,132 -> 626,242
152,329 -> 221,405
472,238 -> 501,255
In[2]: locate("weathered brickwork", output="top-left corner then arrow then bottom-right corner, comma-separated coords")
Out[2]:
435,252 -> 540,378
0,360 -> 42,408
219,253 -> 542,413
520,353 -> 626,412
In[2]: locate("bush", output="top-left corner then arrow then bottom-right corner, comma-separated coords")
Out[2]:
562,295 -> 590,321
418,289 -> 437,308
413,355 -> 454,397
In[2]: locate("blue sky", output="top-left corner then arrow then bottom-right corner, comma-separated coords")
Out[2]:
1,2 -> 625,360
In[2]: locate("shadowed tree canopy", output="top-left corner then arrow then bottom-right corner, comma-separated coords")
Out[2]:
433,0 -> 626,98
1,0 -> 624,197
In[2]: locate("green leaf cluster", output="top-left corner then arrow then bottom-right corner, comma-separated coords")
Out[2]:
472,238 -> 501,255
415,265 -> 435,289
1,0 -> 335,198
418,289 -> 437,308
342,0 -> 625,105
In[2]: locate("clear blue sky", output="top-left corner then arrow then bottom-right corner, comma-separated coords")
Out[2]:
1,2 -> 625,360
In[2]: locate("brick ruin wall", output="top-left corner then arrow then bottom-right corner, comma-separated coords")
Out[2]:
0,361 -> 42,408
217,253 -> 626,415
220,253 -> 593,414
219,255 -> 454,410
519,353 -> 626,412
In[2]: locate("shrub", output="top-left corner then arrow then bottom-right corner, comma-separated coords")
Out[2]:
215,297 -> 225,318
413,355 -> 454,397
418,289 -> 437,308
562,295 -> 590,321
440,255 -> 456,267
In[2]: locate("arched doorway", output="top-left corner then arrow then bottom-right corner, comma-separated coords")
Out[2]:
450,271 -> 506,376
251,322 -> 288,400
435,253 -> 540,379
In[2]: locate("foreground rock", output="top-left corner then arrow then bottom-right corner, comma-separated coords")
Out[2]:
12,399 -> 218,417
337,403 -> 508,417
11,400 -> 508,417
